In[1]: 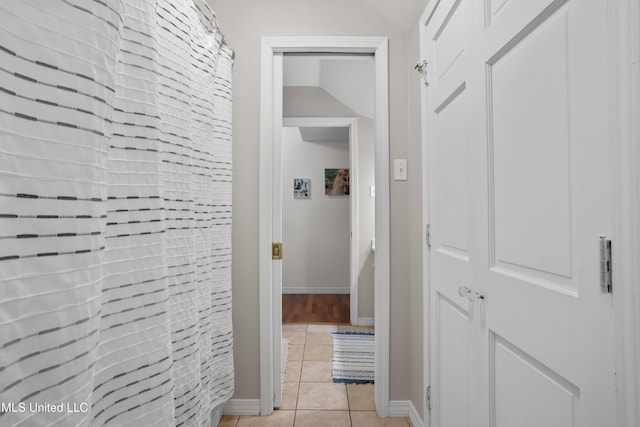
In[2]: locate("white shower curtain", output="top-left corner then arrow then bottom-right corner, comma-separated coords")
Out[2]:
0,0 -> 234,425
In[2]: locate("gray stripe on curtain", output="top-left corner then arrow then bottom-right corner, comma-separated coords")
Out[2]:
0,0 -> 234,425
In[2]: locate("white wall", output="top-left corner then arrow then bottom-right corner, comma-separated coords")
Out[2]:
281,127 -> 350,293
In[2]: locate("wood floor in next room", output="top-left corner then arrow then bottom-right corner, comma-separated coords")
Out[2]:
282,293 -> 351,324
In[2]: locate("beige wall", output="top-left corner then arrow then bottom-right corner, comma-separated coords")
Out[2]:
207,0 -> 426,414
283,86 -> 354,118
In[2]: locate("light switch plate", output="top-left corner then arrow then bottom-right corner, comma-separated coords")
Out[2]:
394,159 -> 408,181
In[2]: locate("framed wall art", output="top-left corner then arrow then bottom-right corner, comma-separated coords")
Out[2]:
324,168 -> 349,196
293,178 -> 310,198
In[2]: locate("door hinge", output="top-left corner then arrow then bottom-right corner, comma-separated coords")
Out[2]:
426,224 -> 431,248
426,385 -> 431,411
599,236 -> 612,294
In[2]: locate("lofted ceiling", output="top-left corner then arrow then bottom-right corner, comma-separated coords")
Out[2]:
283,55 -> 375,119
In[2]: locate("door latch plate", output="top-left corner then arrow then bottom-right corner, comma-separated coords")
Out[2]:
272,242 -> 283,260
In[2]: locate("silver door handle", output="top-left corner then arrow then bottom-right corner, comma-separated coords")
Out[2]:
458,286 -> 485,303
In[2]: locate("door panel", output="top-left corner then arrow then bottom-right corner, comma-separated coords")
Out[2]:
484,0 -> 561,36
437,295 -> 470,427
479,1 -> 616,425
433,0 -> 466,81
489,6 -> 573,286
424,0 -> 616,425
432,0 -> 468,108
487,0 -> 510,22
426,0 -> 473,426
491,333 -> 579,427
435,89 -> 469,259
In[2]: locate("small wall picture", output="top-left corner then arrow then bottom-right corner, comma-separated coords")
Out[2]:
325,168 -> 350,196
293,178 -> 310,199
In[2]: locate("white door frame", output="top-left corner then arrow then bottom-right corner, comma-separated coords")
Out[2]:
611,0 -> 640,425
282,117 -> 360,326
259,36 -> 390,416
418,5 -> 432,424
418,0 -> 640,425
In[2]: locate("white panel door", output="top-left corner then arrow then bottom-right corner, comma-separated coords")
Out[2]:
475,0 -> 616,425
424,0 -> 616,426
424,0 -> 475,425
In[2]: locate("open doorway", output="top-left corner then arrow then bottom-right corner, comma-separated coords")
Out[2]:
281,55 -> 376,329
280,116 -> 373,330
259,37 -> 390,416
280,120 -> 356,326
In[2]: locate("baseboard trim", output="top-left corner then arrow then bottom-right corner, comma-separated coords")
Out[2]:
388,400 -> 409,417
409,400 -> 424,427
223,399 -> 261,416
282,287 -> 350,294
389,400 -> 424,427
358,317 -> 374,326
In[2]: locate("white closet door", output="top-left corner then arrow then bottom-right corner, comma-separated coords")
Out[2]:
424,0 -> 617,426
424,0 -> 476,425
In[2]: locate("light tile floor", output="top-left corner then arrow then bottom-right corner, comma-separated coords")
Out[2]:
218,323 -> 412,427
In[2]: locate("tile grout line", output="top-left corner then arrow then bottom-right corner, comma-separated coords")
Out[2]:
292,324 -> 307,423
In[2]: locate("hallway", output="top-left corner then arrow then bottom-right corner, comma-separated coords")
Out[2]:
218,322 -> 410,426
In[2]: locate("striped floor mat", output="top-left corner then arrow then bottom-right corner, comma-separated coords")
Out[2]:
332,332 -> 375,384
